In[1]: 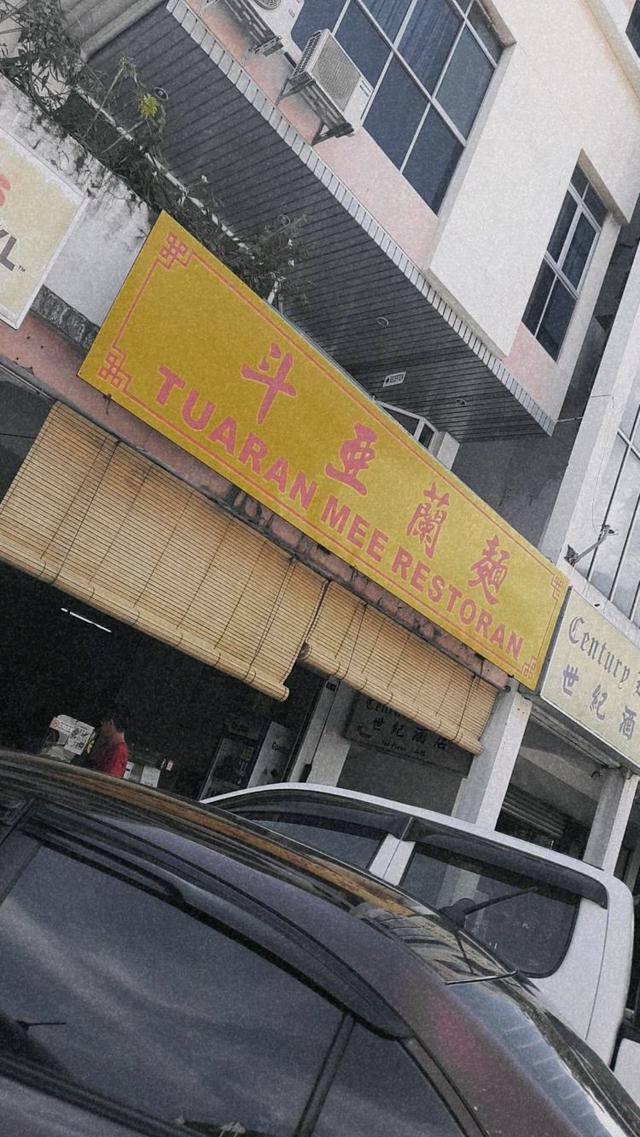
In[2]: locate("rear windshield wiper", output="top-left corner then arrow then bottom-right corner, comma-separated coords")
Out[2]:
439,885 -> 539,926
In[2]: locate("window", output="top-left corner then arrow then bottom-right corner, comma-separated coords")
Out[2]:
313,1024 -> 464,1137
627,1 -> 640,56
377,401 -> 436,449
400,843 -> 579,976
581,387 -> 640,623
225,802 -> 384,868
292,0 -> 503,213
523,167 -> 606,360
0,842 -> 343,1134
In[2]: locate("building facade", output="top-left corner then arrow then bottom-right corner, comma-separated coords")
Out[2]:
3,0 -> 640,882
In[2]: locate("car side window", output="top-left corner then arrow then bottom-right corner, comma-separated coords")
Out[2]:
0,841 -> 343,1135
227,804 -> 383,869
313,1024 -> 465,1137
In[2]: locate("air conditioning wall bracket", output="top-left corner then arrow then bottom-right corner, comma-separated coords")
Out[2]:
276,75 -> 314,105
312,121 -> 354,145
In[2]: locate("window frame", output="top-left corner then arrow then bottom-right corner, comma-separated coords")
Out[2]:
292,0 -> 503,211
584,408 -> 640,620
523,169 -> 605,360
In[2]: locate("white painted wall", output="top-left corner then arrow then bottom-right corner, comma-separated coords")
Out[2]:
199,0 -> 640,416
0,77 -> 151,327
430,0 -> 640,357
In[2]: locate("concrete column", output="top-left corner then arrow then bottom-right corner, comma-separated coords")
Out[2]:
431,431 -> 459,470
452,681 -> 532,829
584,768 -> 639,874
288,680 -> 354,786
623,838 -> 640,892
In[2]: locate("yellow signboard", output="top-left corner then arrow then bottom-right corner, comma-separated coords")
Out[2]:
0,126 -> 85,328
541,591 -> 640,767
79,214 -> 567,687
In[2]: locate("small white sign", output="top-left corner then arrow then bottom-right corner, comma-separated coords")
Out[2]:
382,370 -> 406,388
0,126 -> 85,328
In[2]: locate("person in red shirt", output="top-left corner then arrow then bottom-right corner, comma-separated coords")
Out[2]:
91,710 -> 129,779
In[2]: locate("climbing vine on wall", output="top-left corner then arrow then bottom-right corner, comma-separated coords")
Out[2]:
0,0 -> 307,303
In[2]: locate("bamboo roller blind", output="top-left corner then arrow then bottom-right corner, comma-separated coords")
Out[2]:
304,583 -> 497,754
0,404 -> 324,700
0,404 -> 496,749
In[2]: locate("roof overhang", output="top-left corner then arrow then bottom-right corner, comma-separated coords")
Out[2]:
90,0 -> 555,441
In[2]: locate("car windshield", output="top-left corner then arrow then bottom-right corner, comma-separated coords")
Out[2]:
400,842 -> 580,976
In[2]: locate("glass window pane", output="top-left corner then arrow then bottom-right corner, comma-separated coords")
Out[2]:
620,387 -> 640,439
523,261 -> 555,336
400,0 -> 462,93
336,3 -> 389,86
537,278 -> 576,360
585,184 -> 606,227
365,60 -> 427,166
571,166 -> 588,196
581,434 -> 626,579
468,2 -> 502,61
591,450 -> 640,597
562,213 -> 597,289
363,0 -> 412,39
627,2 -> 640,56
612,510 -> 640,616
292,0 -> 345,48
314,1025 -> 464,1137
0,845 -> 341,1132
547,193 -> 577,262
233,809 -> 382,868
436,26 -> 493,136
404,108 -> 463,212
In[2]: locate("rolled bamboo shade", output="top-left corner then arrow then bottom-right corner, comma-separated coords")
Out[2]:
304,583 -> 497,754
0,404 -> 324,700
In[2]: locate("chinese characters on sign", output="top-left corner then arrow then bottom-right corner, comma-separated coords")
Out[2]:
78,213 -> 567,688
345,695 -> 472,776
406,484 -> 450,558
241,342 -> 296,424
325,424 -> 377,496
468,536 -> 510,606
541,591 -> 640,769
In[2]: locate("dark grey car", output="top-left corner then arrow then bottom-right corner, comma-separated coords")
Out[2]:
0,750 -> 638,1137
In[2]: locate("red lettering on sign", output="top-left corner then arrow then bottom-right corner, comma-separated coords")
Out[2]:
321,495 -> 350,535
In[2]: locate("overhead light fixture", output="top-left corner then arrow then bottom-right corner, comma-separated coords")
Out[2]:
60,607 -> 112,634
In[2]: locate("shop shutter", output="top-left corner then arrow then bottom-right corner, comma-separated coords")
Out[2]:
304,583 -> 497,754
501,785 -> 567,841
0,405 -> 324,700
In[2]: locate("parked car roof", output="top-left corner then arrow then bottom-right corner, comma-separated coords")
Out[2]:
204,780 -> 628,899
0,750 -> 639,1137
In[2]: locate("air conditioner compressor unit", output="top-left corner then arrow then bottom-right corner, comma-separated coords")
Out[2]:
285,29 -> 373,141
204,0 -> 303,54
